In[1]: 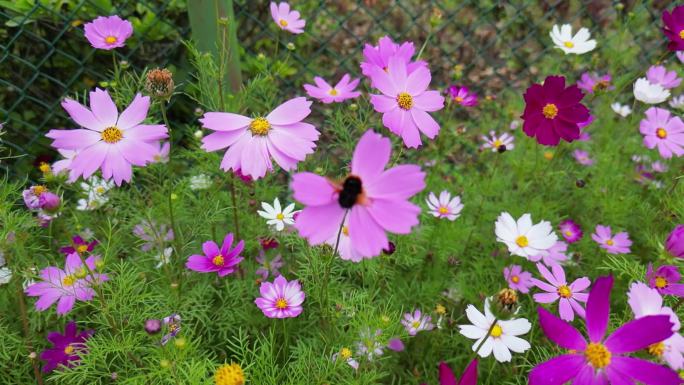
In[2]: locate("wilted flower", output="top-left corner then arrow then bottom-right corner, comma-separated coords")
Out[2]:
153,247 -> 173,269
332,347 -> 359,370
356,328 -> 384,361
189,174 -> 212,190
145,68 -> 174,99
133,220 -> 174,252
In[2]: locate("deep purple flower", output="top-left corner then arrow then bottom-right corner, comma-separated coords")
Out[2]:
666,224 -> 684,258
185,233 -> 244,277
529,275 -> 680,385
59,235 -> 99,256
576,72 -> 613,94
40,321 -> 93,372
558,219 -> 582,243
255,250 -> 284,280
521,75 -> 590,146
160,314 -> 181,345
647,263 -> 684,297
446,86 -> 478,106
662,6 -> 684,51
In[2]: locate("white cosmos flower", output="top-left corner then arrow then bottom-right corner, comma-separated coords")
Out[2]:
634,78 -> 670,104
189,174 -> 212,190
77,190 -> 109,211
495,212 -> 557,259
426,191 -> 463,221
549,24 -> 596,55
610,102 -> 632,118
0,267 -> 11,285
670,95 -> 684,110
81,175 -> 115,197
257,198 -> 296,231
154,247 -> 173,269
459,298 -> 531,362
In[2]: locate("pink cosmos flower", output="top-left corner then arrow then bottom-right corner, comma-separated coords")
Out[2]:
185,233 -> 244,277
647,65 -> 682,89
627,281 -> 684,370
422,360 -> 478,385
531,263 -> 589,321
152,141 -> 170,163
25,254 -> 109,315
303,74 -> 360,103
531,241 -> 569,267
46,89 -> 168,185
360,36 -> 427,80
254,275 -> 305,318
521,75 -> 590,146
572,149 -> 594,166
292,130 -> 425,259
503,265 -> 533,293
52,149 -> 77,175
559,219 -> 582,243
591,225 -> 632,254
647,264 -> 684,297
83,15 -> 133,50
369,56 -> 445,148
529,276 -> 680,385
402,309 -> 434,336
446,86 -> 478,106
200,97 -> 319,179
576,72 -> 612,94
639,107 -> 684,159
663,5 -> 684,51
667,224 -> 684,258
255,250 -> 284,280
325,216 -> 362,262
270,2 -> 305,34
481,131 -> 514,152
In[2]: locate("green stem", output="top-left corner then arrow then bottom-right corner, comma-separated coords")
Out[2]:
16,279 -> 44,385
228,172 -> 241,239
468,318 -> 498,363
416,31 -> 433,60
320,210 -> 348,317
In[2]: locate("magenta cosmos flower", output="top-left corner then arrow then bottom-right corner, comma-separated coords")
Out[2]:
647,264 -> 684,297
59,235 -> 98,256
46,89 -> 168,185
576,72 -> 612,94
446,86 -> 478,107
185,233 -> 244,277
369,56 -> 445,148
254,275 -> 305,318
421,360 -> 478,385
640,107 -> 684,159
591,225 -> 632,254
83,15 -> 133,50
25,254 -> 108,315
270,2 -> 305,34
200,97 -> 318,179
360,36 -> 426,80
40,321 -> 93,372
531,263 -> 589,322
292,130 -> 425,259
521,75 -> 590,146
647,65 -> 682,89
667,224 -> 684,258
663,6 -> 684,51
503,265 -> 533,293
529,275 -> 680,385
559,219 -> 582,243
303,74 -> 361,103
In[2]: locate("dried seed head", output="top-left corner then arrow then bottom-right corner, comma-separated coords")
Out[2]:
145,68 -> 174,98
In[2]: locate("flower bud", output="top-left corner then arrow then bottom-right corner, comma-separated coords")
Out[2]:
145,68 -> 174,99
666,224 -> 684,258
39,192 -> 61,212
491,288 -> 519,319
145,319 -> 162,334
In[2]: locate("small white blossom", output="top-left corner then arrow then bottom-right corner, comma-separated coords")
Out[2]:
189,174 -> 212,190
257,198 -> 297,231
634,78 -> 670,104
550,24 -> 596,55
610,102 -> 632,117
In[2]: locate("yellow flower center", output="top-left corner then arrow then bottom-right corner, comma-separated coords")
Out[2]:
606,239 -> 614,246
212,255 -> 225,267
680,30 -> 684,39
511,275 -> 520,283
585,343 -> 611,369
544,151 -> 554,160
33,185 -> 47,196
279,19 -> 288,27
39,162 -> 51,173
77,244 -> 89,254
63,344 -> 75,355
542,103 -> 559,119
435,304 -> 446,315
490,324 -> 503,338
105,36 -> 117,45
656,128 -> 668,139
249,117 -> 271,136
564,230 -> 573,237
655,276 -> 668,289
396,92 -> 414,110
593,80 -> 610,91
438,206 -> 449,215
648,342 -> 665,357
493,139 -> 503,148
342,226 -> 349,236
96,186 -> 106,194
515,235 -> 529,248
276,213 -> 284,220
62,275 -> 76,287
564,41 -> 574,48
340,347 -> 352,360
412,321 -> 421,328
557,285 -> 572,298
275,298 -> 288,309
328,88 -> 339,96
214,362 -> 245,385
101,127 -> 123,143
454,96 -> 464,103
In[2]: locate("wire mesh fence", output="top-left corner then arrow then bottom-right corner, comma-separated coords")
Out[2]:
0,0 -> 669,176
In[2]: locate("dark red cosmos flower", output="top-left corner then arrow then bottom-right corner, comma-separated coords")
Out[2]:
521,76 -> 590,146
663,5 -> 684,51
40,321 -> 93,372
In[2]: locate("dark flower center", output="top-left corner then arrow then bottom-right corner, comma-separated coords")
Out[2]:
338,176 -> 363,208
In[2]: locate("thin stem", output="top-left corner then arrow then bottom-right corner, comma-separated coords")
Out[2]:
468,317 -> 498,363
320,210 -> 348,318
416,31 -> 433,60
160,102 -> 171,133
673,297 -> 684,311
228,172 -> 241,239
16,280 -> 44,385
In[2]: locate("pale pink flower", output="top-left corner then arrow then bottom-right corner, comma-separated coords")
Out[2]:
531,263 -> 589,321
303,74 -> 361,103
270,2 -> 305,34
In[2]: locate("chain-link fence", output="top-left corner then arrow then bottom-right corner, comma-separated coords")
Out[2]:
0,0 -> 670,176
